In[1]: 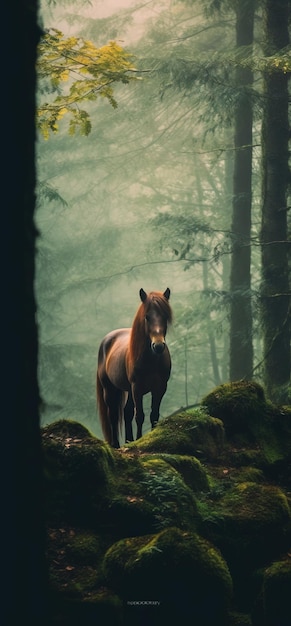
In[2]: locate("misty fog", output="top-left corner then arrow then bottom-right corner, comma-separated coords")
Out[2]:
36,0 -> 269,441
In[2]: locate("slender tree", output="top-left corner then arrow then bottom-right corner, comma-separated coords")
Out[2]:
229,0 -> 255,381
260,0 -> 290,403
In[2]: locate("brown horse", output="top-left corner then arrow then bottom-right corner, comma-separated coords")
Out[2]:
97,288 -> 172,448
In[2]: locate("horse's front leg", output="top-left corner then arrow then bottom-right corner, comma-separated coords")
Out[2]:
124,391 -> 134,443
131,384 -> 144,440
150,383 -> 167,430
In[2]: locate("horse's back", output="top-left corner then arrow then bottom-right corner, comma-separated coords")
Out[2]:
98,328 -> 131,391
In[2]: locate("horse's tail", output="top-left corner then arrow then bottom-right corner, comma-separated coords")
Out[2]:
96,373 -> 112,443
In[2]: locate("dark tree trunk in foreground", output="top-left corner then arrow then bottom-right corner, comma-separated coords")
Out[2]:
260,0 -> 290,403
229,0 -> 255,381
2,3 -> 49,625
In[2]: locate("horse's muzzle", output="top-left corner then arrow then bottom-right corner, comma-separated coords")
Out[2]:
151,341 -> 166,354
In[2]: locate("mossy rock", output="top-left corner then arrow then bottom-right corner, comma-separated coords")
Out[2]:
103,526 -> 233,624
42,420 -> 117,526
127,408 -> 225,459
252,557 -> 291,626
42,421 -> 199,537
141,452 -> 210,493
200,481 -> 290,606
202,382 -> 291,474
108,456 -> 199,536
201,381 -> 266,438
42,419 -> 94,441
198,481 -> 291,613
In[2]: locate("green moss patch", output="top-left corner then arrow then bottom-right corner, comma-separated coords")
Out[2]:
103,526 -> 232,623
260,558 -> 291,626
42,420 -> 117,527
201,482 -> 291,572
46,526 -> 112,599
127,408 -> 225,459
201,381 -> 266,437
202,382 -> 291,475
42,396 -> 291,625
141,452 -> 210,493
106,455 -> 199,536
252,557 -> 291,626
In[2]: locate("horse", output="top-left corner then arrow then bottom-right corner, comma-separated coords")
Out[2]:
97,288 -> 172,448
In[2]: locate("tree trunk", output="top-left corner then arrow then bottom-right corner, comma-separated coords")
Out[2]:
229,0 -> 255,381
194,157 -> 221,386
2,3 -> 49,625
260,0 -> 290,403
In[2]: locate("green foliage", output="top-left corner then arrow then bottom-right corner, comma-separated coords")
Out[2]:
139,457 -> 198,530
37,29 -> 138,138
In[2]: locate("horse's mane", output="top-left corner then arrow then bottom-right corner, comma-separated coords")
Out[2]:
129,291 -> 172,367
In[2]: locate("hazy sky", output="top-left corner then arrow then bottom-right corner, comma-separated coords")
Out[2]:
41,0 -> 167,44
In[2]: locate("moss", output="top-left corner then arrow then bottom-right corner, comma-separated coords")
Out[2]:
201,482 -> 291,580
197,482 -> 291,613
103,527 -> 232,624
201,381 -> 266,437
221,482 -> 290,524
46,526 -> 113,602
252,558 -> 291,626
105,457 -> 199,536
112,453 -> 147,498
139,457 -> 199,531
107,494 -> 159,538
66,533 -> 104,565
128,408 -> 225,459
42,419 -> 95,441
49,564 -> 99,598
202,382 -> 291,473
231,467 -> 265,485
142,452 -> 210,493
41,412 -> 291,622
42,421 -> 117,526
42,423 -> 198,538
261,558 -> 291,626
221,445 -> 266,470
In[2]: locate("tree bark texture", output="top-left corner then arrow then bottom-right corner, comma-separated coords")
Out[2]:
229,0 -> 255,381
260,0 -> 290,403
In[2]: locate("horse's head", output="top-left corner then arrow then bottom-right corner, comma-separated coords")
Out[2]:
140,287 -> 171,355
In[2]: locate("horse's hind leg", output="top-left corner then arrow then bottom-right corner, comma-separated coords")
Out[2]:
124,390 -> 134,443
103,382 -> 122,448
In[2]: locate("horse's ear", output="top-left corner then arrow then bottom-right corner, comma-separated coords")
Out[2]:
140,288 -> 147,302
163,288 -> 170,300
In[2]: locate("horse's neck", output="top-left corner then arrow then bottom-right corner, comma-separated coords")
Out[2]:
128,322 -> 150,373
